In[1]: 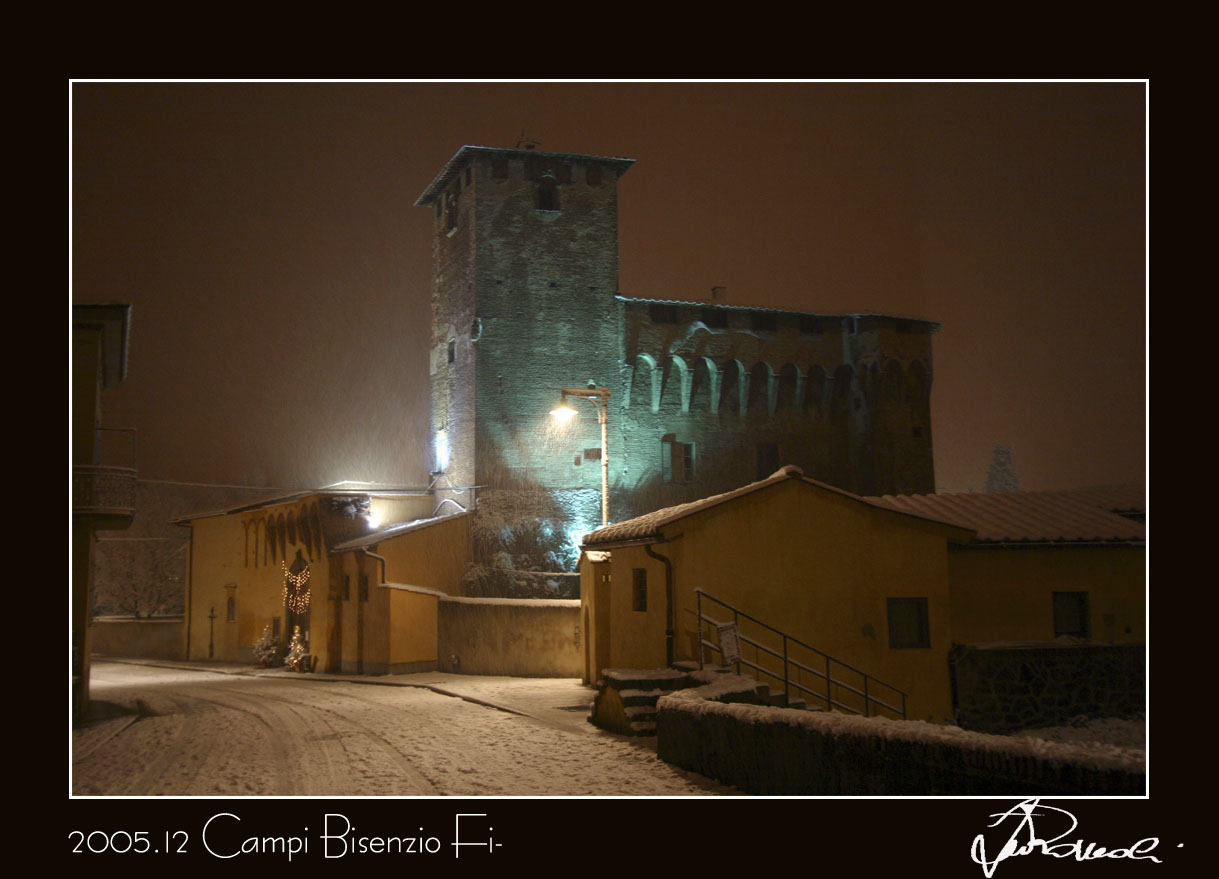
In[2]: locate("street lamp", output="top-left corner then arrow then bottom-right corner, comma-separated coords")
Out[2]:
551,385 -> 611,527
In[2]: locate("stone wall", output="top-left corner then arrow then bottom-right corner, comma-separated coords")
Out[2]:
656,676 -> 1144,796
950,642 -> 1145,734
422,146 -> 940,587
437,597 -> 581,677
91,617 -> 185,660
621,307 -> 936,500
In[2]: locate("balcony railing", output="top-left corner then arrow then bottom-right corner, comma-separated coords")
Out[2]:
73,465 -> 138,519
73,428 -> 138,520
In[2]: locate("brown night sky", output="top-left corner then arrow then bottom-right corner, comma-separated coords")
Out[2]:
71,81 -> 1146,495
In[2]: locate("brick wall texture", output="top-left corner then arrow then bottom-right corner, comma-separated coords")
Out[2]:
422,146 -> 937,570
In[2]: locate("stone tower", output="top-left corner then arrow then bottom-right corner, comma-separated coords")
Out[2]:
416,145 -> 635,568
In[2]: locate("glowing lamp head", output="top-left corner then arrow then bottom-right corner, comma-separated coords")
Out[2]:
550,396 -> 578,423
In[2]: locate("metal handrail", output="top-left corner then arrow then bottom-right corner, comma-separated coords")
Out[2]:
697,588 -> 907,720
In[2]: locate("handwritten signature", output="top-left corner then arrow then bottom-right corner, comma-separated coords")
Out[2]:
971,799 -> 1161,876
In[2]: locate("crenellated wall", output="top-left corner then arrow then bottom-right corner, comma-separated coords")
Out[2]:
421,146 -> 939,580
620,303 -> 935,501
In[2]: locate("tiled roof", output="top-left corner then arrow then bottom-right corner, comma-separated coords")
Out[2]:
329,512 -> 471,553
171,486 -> 431,524
865,486 -> 1145,545
582,466 -> 971,547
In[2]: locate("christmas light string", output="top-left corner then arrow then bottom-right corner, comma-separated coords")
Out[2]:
281,560 -> 311,614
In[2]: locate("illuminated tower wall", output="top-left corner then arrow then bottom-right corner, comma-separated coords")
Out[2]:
418,145 -> 937,581
417,145 -> 634,543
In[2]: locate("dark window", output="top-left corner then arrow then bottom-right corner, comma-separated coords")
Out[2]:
756,442 -> 779,480
632,568 -> 647,612
464,166 -> 472,186
911,426 -> 923,438
800,316 -> 826,335
895,319 -> 915,334
586,163 -> 602,186
272,616 -> 281,638
444,191 -> 457,232
583,448 -> 602,461
343,574 -> 350,601
1053,592 -> 1090,638
492,155 -> 509,179
537,176 -> 560,211
447,340 -> 456,364
661,435 -> 696,483
359,574 -> 369,602
751,312 -> 777,332
649,304 -> 679,324
700,308 -> 729,329
226,597 -> 235,622
887,598 -> 930,648
574,455 -> 582,466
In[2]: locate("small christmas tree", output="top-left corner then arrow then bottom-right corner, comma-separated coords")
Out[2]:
284,625 -> 306,672
252,624 -> 278,667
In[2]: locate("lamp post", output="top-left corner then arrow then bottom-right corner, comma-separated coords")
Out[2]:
551,385 -> 612,527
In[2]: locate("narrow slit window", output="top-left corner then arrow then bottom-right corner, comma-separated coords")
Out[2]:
632,568 -> 647,612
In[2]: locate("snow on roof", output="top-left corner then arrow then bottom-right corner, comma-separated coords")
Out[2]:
582,465 -> 971,547
438,595 -> 580,608
172,485 -> 430,524
329,512 -> 471,552
378,582 -> 447,598
866,486 -> 1145,545
615,295 -> 942,328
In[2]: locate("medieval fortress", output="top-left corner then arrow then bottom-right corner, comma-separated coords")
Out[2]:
418,144 -> 936,572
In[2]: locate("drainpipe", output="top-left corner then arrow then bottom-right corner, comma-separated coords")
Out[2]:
359,549 -> 388,674
361,549 -> 388,584
644,541 -> 675,667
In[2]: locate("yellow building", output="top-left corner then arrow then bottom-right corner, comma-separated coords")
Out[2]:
178,488 -> 470,674
870,486 -> 1145,645
581,472 -> 1145,726
579,466 -> 974,722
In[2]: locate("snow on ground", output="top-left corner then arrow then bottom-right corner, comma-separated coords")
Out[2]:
1013,715 -> 1145,749
73,662 -> 735,797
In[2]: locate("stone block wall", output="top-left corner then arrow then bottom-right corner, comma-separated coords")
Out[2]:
950,642 -> 1145,734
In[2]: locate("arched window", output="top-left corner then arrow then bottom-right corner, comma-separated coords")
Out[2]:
720,360 -> 744,416
536,175 -> 560,211
748,362 -> 773,415
776,364 -> 800,413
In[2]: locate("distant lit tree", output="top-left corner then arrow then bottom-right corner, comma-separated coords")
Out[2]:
985,444 -> 1019,492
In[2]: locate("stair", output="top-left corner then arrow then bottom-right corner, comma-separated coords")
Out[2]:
590,668 -> 694,736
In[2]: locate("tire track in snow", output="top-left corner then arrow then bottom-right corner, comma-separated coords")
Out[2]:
242,681 -> 439,795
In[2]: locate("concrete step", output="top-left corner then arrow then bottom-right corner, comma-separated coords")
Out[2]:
619,688 -> 669,707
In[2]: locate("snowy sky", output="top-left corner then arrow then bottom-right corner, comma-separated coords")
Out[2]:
71,81 -> 1146,494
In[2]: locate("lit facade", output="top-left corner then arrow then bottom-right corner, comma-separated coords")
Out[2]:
416,145 -> 938,574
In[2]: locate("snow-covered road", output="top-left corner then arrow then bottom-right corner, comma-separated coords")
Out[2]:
73,663 -> 733,796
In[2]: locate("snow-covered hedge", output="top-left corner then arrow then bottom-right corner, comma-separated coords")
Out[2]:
656,676 -> 1144,796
